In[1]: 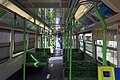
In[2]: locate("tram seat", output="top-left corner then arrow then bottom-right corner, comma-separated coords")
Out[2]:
35,48 -> 51,58
26,51 -> 48,67
64,49 -> 97,80
72,52 -> 84,61
64,60 -> 97,80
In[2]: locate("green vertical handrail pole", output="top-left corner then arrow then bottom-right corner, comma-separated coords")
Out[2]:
54,34 -> 55,49
41,34 -> 42,48
23,19 -> 27,80
94,3 -> 107,66
48,31 -> 49,48
62,32 -> 64,50
64,31 -> 66,53
44,8 -> 45,54
55,33 -> 56,48
47,31 -> 48,48
69,22 -> 72,80
67,29 -> 69,62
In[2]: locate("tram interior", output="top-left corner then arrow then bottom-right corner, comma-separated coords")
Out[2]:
0,0 -> 120,80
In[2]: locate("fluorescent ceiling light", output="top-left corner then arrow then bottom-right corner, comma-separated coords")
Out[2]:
39,23 -> 49,30
30,18 -> 34,23
39,23 -> 44,28
0,0 -> 8,4
50,29 -> 52,33
36,20 -> 41,25
45,26 -> 49,30
79,0 -> 87,3
75,4 -> 92,20
4,1 -> 31,20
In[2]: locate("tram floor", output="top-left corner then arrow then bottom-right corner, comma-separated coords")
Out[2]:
8,49 -> 64,80
7,56 -> 63,80
26,67 -> 49,80
7,66 -> 49,80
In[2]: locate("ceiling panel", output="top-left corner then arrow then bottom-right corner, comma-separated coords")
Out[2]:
10,0 -> 71,32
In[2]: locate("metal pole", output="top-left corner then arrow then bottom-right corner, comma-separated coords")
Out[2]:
94,3 -> 107,66
69,22 -> 72,80
41,34 -> 42,48
65,31 -> 66,53
23,19 -> 27,80
67,30 -> 69,62
64,31 -> 66,52
44,8 -> 45,53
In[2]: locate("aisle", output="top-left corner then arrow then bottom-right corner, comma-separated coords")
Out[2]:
48,56 -> 63,80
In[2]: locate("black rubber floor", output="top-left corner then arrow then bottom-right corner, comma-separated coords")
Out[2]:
26,67 -> 49,80
7,66 -> 49,80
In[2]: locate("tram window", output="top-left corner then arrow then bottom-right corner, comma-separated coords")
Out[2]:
96,46 -> 102,58
98,2 -> 117,19
28,33 -> 35,49
38,35 -> 42,48
84,33 -> 92,42
96,40 -> 117,48
81,16 -> 94,26
0,29 -> 10,61
96,40 -> 103,45
87,8 -> 99,22
87,2 -> 117,22
80,41 -> 83,51
79,34 -> 84,51
84,33 -> 93,56
14,31 -> 24,53
85,43 -> 92,52
0,8 -> 7,18
16,15 -> 24,27
96,40 -> 117,65
107,41 -> 117,48
26,21 -> 36,30
0,8 -> 14,25
107,49 -> 117,65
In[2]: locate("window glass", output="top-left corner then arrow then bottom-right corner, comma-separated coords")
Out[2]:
96,40 -> 103,45
96,39 -> 117,65
81,15 -> 94,26
79,34 -> 83,51
85,43 -> 92,52
87,2 -> 117,22
14,31 -> 24,53
0,29 -> 10,61
85,33 -> 93,56
0,8 -> 14,25
98,2 -> 117,19
84,33 -> 92,42
96,40 -> 117,48
96,46 -> 102,58
107,41 -> 117,48
107,49 -> 117,65
28,33 -> 35,49
80,41 -> 83,51
16,15 -> 24,27
38,34 -> 42,48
